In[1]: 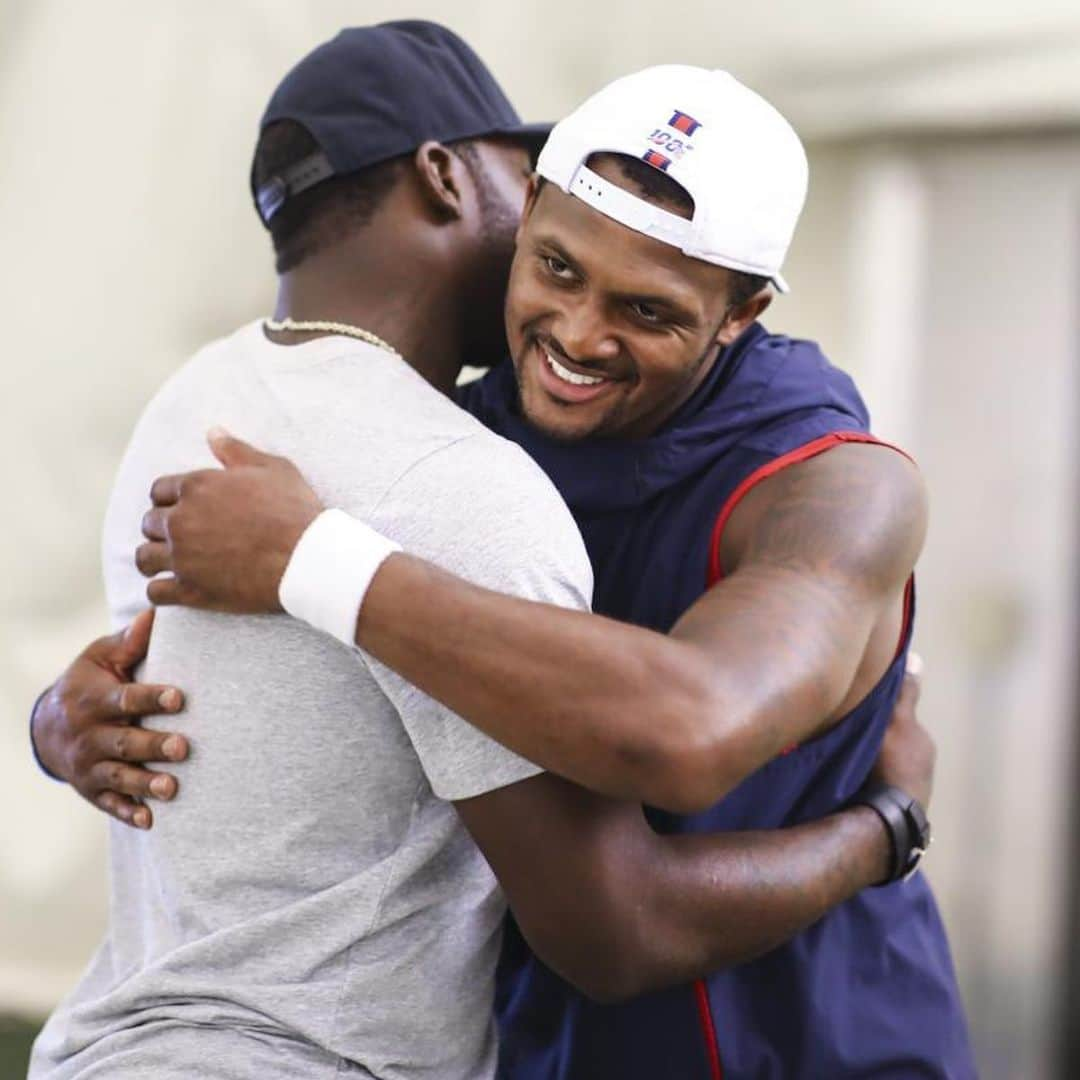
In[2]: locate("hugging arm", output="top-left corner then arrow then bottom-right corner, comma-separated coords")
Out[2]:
139,434 -> 926,813
31,611 -> 932,996
353,443 -> 924,812
458,666 -> 930,1001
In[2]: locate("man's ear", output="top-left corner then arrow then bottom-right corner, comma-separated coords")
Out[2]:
412,140 -> 467,221
514,174 -> 542,247
716,286 -> 773,346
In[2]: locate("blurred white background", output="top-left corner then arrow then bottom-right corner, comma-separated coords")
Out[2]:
3,2 -> 1079,1077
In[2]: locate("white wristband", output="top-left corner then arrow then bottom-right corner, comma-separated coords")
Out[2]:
278,508 -> 401,647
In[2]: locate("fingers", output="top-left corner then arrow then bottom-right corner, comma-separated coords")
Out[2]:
886,664 -> 922,733
116,609 -> 156,668
899,671 -> 918,700
146,575 -> 178,605
88,612 -> 154,670
146,575 -> 205,608
95,790 -> 154,830
150,466 -> 231,507
76,723 -> 188,830
136,540 -> 173,578
95,723 -> 188,766
101,680 -> 185,721
141,506 -> 170,542
149,473 -> 185,507
89,759 -> 180,802
893,651 -> 924,713
899,670 -> 922,709
146,576 -> 216,611
207,426 -> 269,468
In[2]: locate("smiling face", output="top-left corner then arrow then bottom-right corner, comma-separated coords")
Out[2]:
504,154 -> 769,441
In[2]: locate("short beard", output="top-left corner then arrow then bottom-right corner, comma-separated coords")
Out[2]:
452,140 -> 521,241
453,141 -> 521,364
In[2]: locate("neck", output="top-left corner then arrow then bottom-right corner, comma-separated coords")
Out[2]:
272,243 -> 466,396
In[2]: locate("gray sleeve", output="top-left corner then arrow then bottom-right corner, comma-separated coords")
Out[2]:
362,433 -> 594,802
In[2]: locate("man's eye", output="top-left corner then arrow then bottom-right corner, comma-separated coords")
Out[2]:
631,301 -> 662,323
543,255 -> 573,279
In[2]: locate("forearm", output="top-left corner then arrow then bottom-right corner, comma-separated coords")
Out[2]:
356,558 -> 881,812
621,806 -> 890,994
458,772 -> 900,1004
359,553 -> 718,808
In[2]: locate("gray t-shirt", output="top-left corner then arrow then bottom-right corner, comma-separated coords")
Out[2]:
30,322 -> 593,1080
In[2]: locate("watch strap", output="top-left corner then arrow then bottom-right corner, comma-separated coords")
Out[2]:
850,780 -> 931,885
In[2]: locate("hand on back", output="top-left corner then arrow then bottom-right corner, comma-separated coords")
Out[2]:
31,610 -> 188,828
136,429 -> 323,614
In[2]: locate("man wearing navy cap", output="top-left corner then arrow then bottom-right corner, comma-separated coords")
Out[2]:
30,23 -> 971,1080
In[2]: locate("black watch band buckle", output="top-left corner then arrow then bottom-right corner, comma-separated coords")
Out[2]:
851,780 -> 932,886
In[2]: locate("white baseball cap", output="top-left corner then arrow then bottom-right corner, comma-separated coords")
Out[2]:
536,65 -> 808,293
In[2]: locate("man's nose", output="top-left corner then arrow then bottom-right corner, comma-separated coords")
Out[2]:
553,297 -> 620,365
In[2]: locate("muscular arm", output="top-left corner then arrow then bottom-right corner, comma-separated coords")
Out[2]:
458,772 -> 893,1001
30,623 -> 930,1003
356,443 -> 925,810
142,436 -> 926,813
458,664 -> 932,1003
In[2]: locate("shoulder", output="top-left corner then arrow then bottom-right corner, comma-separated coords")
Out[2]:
103,332 -> 247,625
373,430 -> 594,610
379,427 -> 589,551
263,339 -> 498,449
724,441 -> 927,590
111,331 -> 247,479
733,327 -> 871,445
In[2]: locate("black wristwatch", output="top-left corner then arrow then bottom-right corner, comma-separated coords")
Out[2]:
850,781 -> 932,886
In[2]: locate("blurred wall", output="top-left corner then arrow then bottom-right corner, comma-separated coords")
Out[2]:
782,134 -> 1080,1079
3,3 -> 1079,1078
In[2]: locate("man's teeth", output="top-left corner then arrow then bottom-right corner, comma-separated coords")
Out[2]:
543,347 -> 606,386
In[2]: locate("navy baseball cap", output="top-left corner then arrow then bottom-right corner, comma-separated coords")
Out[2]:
252,21 -> 550,225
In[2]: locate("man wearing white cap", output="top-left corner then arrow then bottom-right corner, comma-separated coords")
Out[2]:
35,45 -> 974,1079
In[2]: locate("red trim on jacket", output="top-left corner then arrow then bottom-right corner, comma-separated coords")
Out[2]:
705,429 -> 916,667
694,979 -> 724,1080
707,431 -> 913,586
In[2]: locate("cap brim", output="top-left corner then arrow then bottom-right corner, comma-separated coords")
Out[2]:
498,121 -> 553,162
771,271 -> 790,294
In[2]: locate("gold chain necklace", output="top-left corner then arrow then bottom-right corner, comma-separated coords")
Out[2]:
264,317 -> 398,356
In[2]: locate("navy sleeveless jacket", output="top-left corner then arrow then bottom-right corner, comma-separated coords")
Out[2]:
460,324 -> 975,1080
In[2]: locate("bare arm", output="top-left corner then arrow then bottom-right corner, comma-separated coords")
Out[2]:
33,587 -> 932,1002
461,778 -> 887,1001
140,435 -> 925,812
356,443 -> 924,811
456,668 -> 931,1002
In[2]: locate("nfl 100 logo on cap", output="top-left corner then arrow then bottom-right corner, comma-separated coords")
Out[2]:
644,108 -> 704,162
